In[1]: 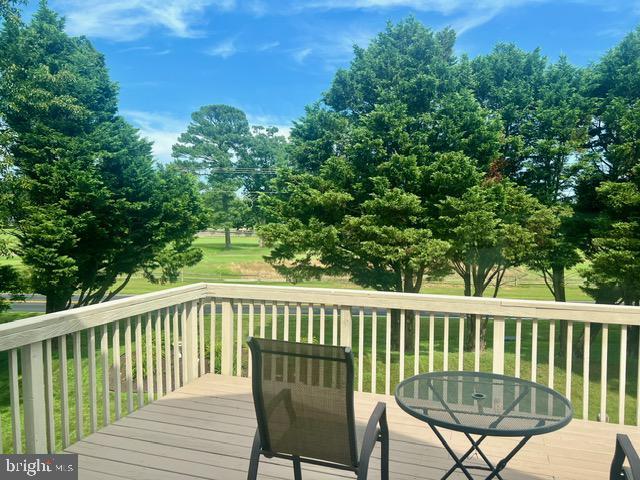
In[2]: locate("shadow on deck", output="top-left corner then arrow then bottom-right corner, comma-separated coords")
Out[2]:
66,374 -> 639,480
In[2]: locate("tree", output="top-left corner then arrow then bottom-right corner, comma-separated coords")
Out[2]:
238,126 -> 288,228
576,26 -> 640,305
173,104 -> 253,248
473,47 -> 586,304
0,3 -> 207,312
0,124 -> 26,312
438,179 -> 549,347
259,19 -> 503,347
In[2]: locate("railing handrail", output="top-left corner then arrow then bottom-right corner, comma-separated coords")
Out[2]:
2,281 -> 640,352
206,283 -> 640,325
0,283 -> 207,352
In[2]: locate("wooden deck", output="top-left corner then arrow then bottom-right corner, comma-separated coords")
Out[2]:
67,374 -> 639,480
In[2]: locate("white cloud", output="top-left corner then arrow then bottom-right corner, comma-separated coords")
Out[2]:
123,110 -> 187,163
292,0 -> 545,34
206,38 -> 238,58
53,0 -> 236,41
292,47 -> 313,63
257,41 -> 280,51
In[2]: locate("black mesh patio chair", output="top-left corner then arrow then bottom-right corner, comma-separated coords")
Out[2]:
246,337 -> 389,480
611,434 -> 640,479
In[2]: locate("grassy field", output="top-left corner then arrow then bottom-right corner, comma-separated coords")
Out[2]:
2,235 -> 591,300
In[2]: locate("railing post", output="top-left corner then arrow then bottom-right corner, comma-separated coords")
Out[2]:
221,299 -> 234,376
492,316 -> 505,374
340,306 -> 352,348
21,341 -> 47,453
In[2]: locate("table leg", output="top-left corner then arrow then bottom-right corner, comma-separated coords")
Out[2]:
428,424 -> 476,480
484,436 -> 532,480
429,424 -> 532,480
440,434 -> 490,480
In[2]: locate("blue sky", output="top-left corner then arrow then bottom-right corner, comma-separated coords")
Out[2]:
40,0 -> 640,162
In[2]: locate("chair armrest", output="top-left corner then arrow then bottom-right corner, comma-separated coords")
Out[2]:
358,402 -> 388,473
611,434 -> 640,480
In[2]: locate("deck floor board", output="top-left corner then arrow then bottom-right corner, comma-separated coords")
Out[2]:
67,374 -> 640,480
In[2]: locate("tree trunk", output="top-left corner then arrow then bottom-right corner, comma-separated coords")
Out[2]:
46,293 -> 69,313
390,309 -> 415,353
552,265 -> 566,302
224,228 -> 231,249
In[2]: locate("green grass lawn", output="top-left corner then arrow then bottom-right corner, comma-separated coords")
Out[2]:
112,235 -> 591,301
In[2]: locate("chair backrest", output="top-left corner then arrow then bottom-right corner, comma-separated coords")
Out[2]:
247,337 -> 358,467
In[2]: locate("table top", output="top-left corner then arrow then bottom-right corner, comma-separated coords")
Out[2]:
394,371 -> 572,437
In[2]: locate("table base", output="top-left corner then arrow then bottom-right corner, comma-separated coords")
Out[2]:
429,424 -> 532,480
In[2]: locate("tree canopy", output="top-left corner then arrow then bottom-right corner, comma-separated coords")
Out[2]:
0,3 -> 207,312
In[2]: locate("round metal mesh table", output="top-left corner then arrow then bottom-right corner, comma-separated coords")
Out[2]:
395,371 -> 573,437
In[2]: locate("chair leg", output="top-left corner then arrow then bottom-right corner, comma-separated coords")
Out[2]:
293,456 -> 302,480
247,430 -> 261,480
380,430 -> 389,480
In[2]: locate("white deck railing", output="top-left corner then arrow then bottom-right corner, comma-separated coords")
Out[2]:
0,282 -> 639,454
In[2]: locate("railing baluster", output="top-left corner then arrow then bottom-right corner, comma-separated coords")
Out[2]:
637,334 -> 640,426
619,324 -> 627,425
548,320 -> 556,388
60,335 -> 70,446
272,303 -> 278,340
332,306 -> 338,346
414,312 -> 420,375
164,308 -> 172,392
259,301 -> 266,338
492,316 -> 505,375
124,319 -> 133,414
210,300 -> 216,373
583,322 -> 590,420
385,310 -> 391,395
135,316 -> 144,408
112,322 -> 121,421
600,323 -> 608,422
458,314 -> 464,371
399,309 -> 405,381
198,301 -> 205,377
531,319 -> 538,382
429,313 -> 435,372
73,331 -> 84,440
180,305 -> 187,385
100,325 -> 109,426
146,313 -> 155,401
249,301 -> 255,378
220,300 -> 233,376
283,303 -> 289,341
296,303 -> 302,342
474,316 -> 481,372
9,348 -> 21,453
515,318 -> 522,377
443,313 -> 449,371
371,308 -> 377,394
237,302 -> 243,376
565,321 -> 573,401
156,311 -> 164,396
307,305 -> 314,343
44,338 -> 55,451
173,307 -> 180,387
87,328 -> 97,434
358,307 -> 364,392
320,305 -> 326,344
